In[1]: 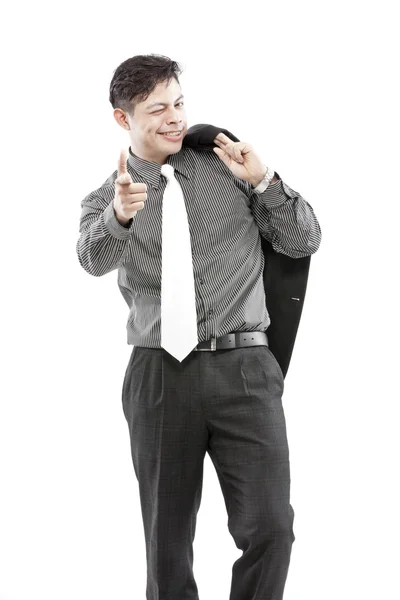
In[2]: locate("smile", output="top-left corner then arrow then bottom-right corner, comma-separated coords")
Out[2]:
159,131 -> 183,141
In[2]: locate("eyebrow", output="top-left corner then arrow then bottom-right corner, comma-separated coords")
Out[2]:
146,94 -> 184,111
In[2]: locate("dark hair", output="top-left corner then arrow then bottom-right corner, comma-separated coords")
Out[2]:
109,54 -> 184,116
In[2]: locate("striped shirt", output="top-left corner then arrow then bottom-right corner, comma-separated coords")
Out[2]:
76,145 -> 321,348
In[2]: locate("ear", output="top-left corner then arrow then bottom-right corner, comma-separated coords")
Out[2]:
113,109 -> 130,131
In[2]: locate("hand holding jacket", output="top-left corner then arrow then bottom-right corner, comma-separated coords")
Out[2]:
213,131 -> 272,187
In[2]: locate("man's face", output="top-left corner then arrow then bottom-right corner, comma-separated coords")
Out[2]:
116,77 -> 188,164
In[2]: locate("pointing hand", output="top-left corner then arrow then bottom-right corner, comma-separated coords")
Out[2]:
113,148 -> 148,225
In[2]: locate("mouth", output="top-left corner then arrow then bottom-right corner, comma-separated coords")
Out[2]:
158,130 -> 183,141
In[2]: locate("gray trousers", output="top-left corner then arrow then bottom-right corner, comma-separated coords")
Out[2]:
122,343 -> 295,600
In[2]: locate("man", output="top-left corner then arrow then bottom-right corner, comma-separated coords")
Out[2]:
76,53 -> 321,600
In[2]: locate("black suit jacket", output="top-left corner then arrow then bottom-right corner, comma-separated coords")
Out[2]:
183,123 -> 312,379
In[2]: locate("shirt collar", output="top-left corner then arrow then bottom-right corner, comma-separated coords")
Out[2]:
127,145 -> 192,190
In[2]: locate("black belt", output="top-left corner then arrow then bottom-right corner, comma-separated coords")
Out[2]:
193,331 -> 268,351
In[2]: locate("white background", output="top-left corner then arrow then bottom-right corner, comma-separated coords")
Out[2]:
1,1 -> 399,599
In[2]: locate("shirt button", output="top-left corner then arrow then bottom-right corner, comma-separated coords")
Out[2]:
200,278 -> 204,285
208,308 -> 213,315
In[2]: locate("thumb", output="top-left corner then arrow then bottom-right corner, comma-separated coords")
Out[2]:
213,146 -> 229,166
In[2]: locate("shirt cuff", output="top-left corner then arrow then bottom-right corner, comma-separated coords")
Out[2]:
103,201 -> 133,239
251,172 -> 287,208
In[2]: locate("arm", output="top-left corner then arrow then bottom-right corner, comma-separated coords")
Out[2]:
212,133 -> 321,258
242,174 -> 322,258
76,186 -> 133,277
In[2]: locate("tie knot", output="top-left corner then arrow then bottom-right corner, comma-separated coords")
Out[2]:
161,163 -> 175,179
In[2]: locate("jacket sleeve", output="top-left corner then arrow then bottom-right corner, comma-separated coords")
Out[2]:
76,185 -> 133,277
237,174 -> 322,259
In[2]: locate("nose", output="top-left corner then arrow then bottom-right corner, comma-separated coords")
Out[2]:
166,106 -> 183,124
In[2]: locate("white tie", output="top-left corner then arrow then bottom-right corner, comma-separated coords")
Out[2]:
160,163 -> 198,362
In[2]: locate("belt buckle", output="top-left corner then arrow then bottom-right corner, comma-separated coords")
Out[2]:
194,335 -> 217,351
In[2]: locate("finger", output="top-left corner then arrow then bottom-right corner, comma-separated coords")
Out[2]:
223,141 -> 244,163
222,141 -> 241,163
215,132 -> 231,144
214,138 -> 227,148
234,146 -> 244,163
125,182 -> 147,194
116,148 -> 132,185
213,146 -> 230,166
117,148 -> 128,176
115,171 -> 132,185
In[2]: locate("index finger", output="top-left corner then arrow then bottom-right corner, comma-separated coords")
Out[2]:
214,132 -> 232,145
117,148 -> 128,176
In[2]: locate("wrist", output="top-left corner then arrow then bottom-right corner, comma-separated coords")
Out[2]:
250,166 -> 268,188
250,165 -> 277,190
114,208 -> 132,227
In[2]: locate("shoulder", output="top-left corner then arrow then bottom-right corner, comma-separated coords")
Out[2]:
80,172 -> 117,208
183,145 -> 252,197
183,144 -> 235,179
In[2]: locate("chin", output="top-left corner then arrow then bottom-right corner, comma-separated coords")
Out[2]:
161,135 -> 185,150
